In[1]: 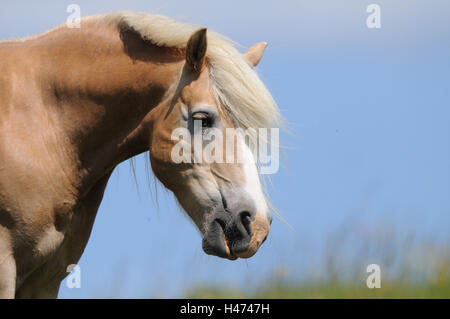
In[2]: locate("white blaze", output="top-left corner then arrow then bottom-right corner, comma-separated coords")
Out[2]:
238,136 -> 268,218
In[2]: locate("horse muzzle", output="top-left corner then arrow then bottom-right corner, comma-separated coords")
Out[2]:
202,209 -> 271,260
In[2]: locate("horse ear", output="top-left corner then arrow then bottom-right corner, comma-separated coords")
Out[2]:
243,42 -> 267,67
186,28 -> 207,75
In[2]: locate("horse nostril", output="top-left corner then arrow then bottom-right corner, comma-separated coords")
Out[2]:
215,218 -> 226,231
239,211 -> 252,236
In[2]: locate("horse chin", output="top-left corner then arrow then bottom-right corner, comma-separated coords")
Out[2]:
202,240 -> 238,261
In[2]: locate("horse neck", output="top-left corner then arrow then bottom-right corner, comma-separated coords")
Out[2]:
24,22 -> 185,193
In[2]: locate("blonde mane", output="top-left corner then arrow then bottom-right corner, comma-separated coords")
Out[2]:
100,11 -> 281,136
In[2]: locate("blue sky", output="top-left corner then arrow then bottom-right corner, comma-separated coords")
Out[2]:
1,1 -> 449,298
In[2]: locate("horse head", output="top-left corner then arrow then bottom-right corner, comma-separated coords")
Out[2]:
147,29 -> 275,259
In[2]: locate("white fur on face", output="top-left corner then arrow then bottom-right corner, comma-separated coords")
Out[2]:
238,135 -> 268,219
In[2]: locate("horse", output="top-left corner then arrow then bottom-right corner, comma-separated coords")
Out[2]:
0,11 -> 281,298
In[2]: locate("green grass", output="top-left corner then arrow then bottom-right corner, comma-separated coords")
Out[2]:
186,280 -> 450,299
185,261 -> 450,299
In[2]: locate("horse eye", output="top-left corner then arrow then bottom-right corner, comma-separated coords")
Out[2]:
192,112 -> 213,128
